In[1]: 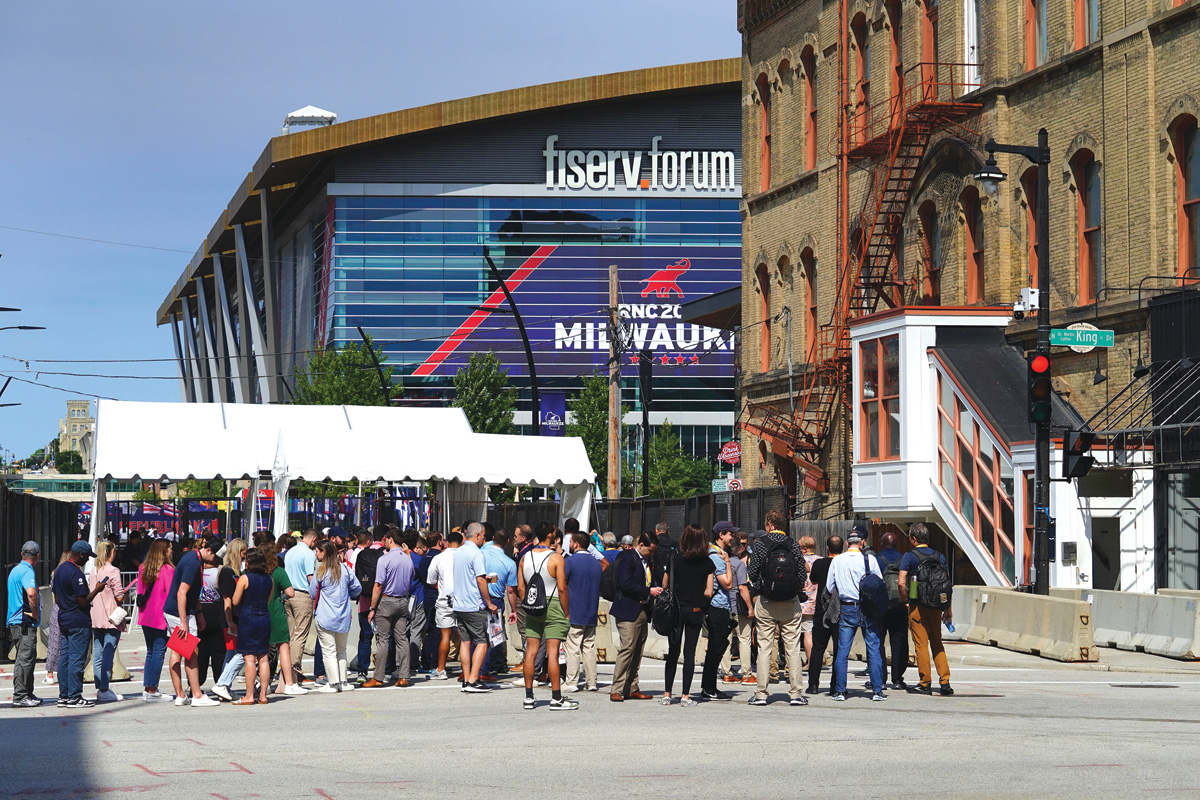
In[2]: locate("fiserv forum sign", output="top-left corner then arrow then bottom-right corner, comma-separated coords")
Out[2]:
543,135 -> 736,191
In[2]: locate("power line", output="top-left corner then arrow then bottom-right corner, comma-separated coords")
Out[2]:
0,224 -> 192,254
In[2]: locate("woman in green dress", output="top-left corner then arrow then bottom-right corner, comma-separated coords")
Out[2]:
262,542 -> 308,696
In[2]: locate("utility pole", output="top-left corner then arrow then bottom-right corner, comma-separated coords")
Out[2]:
607,263 -> 622,500
639,350 -> 653,498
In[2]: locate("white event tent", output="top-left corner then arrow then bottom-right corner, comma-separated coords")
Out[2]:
87,400 -> 595,548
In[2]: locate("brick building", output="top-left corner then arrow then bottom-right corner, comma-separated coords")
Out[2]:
737,0 -> 1200,504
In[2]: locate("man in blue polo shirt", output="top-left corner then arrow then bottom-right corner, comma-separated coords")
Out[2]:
52,540 -> 108,708
563,532 -> 602,692
162,536 -> 219,707
284,529 -> 318,682
7,541 -> 42,707
481,528 -> 518,679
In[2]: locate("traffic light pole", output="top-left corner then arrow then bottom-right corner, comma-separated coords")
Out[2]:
986,128 -> 1052,595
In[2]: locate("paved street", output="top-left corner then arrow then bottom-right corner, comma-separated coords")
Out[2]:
3,640 -> 1200,799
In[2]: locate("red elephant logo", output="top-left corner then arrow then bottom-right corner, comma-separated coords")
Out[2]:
640,258 -> 691,298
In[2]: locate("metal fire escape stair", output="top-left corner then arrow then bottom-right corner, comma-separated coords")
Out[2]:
740,64 -> 980,489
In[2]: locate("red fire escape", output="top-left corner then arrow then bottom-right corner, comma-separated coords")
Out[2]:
740,0 -> 980,495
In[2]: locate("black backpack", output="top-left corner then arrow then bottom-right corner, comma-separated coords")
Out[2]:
759,538 -> 801,601
857,551 -> 890,621
913,550 -> 953,610
521,551 -> 551,615
882,559 -> 905,610
598,554 -> 621,602
355,547 -> 383,598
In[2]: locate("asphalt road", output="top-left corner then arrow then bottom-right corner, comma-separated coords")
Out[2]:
3,646 -> 1199,800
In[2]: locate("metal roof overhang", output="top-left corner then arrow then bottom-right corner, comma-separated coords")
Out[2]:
680,286 -> 741,330
157,59 -> 740,326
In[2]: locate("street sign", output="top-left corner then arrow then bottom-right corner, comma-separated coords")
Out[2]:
711,478 -> 729,492
1049,324 -> 1114,352
718,441 -> 741,464
727,478 -> 742,491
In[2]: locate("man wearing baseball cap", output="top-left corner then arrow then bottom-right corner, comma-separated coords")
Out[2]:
52,540 -> 109,708
7,541 -> 43,707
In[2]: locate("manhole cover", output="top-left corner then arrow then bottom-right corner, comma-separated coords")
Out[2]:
1109,684 -> 1179,689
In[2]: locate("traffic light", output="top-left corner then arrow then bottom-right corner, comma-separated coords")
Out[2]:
638,349 -> 654,407
1028,352 -> 1052,423
1064,430 -> 1097,479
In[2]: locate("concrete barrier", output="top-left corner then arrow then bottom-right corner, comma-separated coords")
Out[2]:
1081,589 -> 1200,660
956,586 -> 1097,662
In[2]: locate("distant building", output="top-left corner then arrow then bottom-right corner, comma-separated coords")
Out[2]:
58,399 -> 94,454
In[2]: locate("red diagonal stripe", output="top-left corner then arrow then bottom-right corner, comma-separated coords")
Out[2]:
411,245 -> 556,377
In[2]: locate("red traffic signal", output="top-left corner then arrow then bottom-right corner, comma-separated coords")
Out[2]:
1028,352 -> 1053,423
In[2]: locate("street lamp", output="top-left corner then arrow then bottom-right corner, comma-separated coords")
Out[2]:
975,128 -> 1052,595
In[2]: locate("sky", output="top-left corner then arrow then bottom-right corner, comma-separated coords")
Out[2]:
0,1 -> 740,459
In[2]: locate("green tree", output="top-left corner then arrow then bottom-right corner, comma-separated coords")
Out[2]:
566,371 -> 627,492
56,450 -> 85,475
131,485 -> 159,502
452,352 -> 517,435
625,421 -> 716,499
292,334 -> 397,407
176,479 -> 227,498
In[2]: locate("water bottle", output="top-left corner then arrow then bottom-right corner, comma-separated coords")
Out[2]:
944,620 -> 956,634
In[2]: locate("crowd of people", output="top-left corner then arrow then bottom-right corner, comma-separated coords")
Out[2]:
5,509 -> 956,710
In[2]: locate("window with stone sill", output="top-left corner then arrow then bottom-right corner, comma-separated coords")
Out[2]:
860,335 -> 900,461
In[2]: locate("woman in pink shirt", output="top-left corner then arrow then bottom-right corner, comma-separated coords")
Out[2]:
89,541 -> 129,702
136,540 -> 174,701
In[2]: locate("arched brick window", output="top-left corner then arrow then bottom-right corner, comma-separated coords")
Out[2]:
853,14 -> 871,143
962,187 -> 985,304
802,46 -> 818,171
756,262 -> 771,372
1026,0 -> 1047,69
756,73 -> 772,192
1074,0 -> 1098,48
1071,150 -> 1102,304
921,0 -> 939,97
919,200 -> 942,304
1174,116 -> 1200,281
887,0 -> 903,107
1021,167 -> 1039,289
802,248 -> 818,355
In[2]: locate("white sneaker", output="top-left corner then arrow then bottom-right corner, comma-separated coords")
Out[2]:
316,684 -> 339,694
141,691 -> 167,702
190,695 -> 220,707
97,690 -> 123,702
564,685 -> 581,693
42,676 -> 58,685
211,684 -> 233,702
173,695 -> 191,707
430,670 -> 448,680
283,684 -> 309,696
340,682 -> 356,692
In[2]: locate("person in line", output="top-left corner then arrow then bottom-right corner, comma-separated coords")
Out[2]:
876,531 -> 910,691
652,521 -> 674,587
43,548 -> 71,688
230,548 -> 273,704
284,529 -> 318,684
162,536 -> 221,707
517,525 -> 576,709
481,528 -> 518,680
195,543 -> 226,689
352,526 -> 386,681
257,542 -> 305,695
600,532 -> 620,564
404,531 -> 430,675
425,531 -> 461,680
415,531 -> 439,672
827,525 -> 886,702
798,536 -> 821,668
211,539 -> 249,701
659,524 -> 715,708
609,533 -> 661,702
807,535 -> 843,695
137,540 -> 173,701
898,523 -> 955,696
563,531 -> 601,693
308,541 -> 363,693
729,532 -> 755,685
700,522 -> 736,700
7,541 -> 42,707
452,522 -> 497,694
53,541 -> 108,708
363,527 -> 415,688
89,540 -> 129,702
746,510 -> 809,707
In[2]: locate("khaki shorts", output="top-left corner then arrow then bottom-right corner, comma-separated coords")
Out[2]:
800,614 -> 815,634
524,598 -> 569,642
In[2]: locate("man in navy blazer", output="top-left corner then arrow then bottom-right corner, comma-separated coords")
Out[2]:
609,533 -> 662,702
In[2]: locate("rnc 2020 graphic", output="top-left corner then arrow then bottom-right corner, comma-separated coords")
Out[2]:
410,245 -> 739,380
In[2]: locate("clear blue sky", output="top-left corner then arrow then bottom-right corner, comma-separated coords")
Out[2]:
0,1 -> 739,459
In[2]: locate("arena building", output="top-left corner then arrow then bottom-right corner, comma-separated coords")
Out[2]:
158,60 -> 742,489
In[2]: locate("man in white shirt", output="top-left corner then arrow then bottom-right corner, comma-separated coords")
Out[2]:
826,524 -> 886,702
425,531 -> 461,680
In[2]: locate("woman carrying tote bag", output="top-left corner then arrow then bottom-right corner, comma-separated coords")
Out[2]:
89,541 -> 129,703
658,525 -> 714,708
136,540 -> 174,701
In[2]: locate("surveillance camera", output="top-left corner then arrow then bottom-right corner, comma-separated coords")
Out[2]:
1012,299 -> 1026,320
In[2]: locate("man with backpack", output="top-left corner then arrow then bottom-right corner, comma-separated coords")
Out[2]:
827,524 -> 887,702
876,531 -> 910,691
745,509 -> 808,707
897,522 -> 954,696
